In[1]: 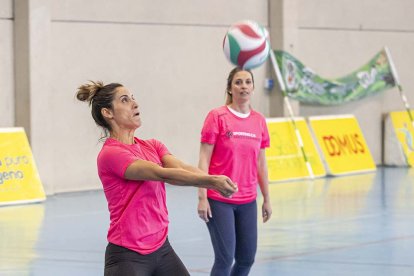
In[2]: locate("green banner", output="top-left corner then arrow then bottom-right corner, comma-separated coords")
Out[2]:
274,49 -> 396,105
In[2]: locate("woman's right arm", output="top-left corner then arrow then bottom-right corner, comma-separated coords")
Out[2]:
197,143 -> 215,222
124,157 -> 236,197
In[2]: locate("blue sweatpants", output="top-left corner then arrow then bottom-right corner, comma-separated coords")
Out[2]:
206,198 -> 258,276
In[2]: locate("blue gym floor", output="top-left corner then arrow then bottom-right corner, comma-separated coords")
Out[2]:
2,167 -> 414,275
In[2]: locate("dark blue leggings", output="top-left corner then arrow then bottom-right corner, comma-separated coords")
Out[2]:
207,199 -> 257,276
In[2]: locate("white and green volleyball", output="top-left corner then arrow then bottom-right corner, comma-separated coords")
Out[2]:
223,20 -> 270,70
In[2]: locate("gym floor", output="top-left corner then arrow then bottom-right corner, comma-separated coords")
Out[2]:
2,166 -> 414,275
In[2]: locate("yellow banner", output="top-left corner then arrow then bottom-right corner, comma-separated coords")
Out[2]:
266,117 -> 326,182
309,115 -> 376,175
0,128 -> 46,205
389,110 -> 414,166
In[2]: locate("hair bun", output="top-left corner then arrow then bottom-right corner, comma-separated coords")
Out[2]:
76,80 -> 104,104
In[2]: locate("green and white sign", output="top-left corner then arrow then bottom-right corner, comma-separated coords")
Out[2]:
274,49 -> 396,105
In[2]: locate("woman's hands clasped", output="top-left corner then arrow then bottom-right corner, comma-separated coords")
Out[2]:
213,175 -> 238,198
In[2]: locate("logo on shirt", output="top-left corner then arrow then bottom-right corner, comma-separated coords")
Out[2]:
226,130 -> 257,139
233,132 -> 257,138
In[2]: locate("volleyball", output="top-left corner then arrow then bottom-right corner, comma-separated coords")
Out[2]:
223,20 -> 270,70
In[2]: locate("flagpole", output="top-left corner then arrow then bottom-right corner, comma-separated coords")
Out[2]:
269,50 -> 315,179
384,46 -> 414,128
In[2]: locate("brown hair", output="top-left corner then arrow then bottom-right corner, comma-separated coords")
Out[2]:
76,81 -> 123,134
225,67 -> 254,105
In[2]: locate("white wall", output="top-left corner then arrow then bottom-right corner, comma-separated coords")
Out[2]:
13,0 -> 269,193
0,0 -> 14,127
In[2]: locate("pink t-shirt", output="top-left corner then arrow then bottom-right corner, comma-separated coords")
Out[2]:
97,137 -> 170,255
201,106 -> 270,204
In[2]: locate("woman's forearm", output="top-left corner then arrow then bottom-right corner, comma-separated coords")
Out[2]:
125,159 -> 213,188
197,142 -> 214,199
257,149 -> 270,202
158,167 -> 217,188
258,172 -> 270,202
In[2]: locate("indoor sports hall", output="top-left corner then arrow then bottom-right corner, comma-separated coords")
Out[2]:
2,1 -> 414,275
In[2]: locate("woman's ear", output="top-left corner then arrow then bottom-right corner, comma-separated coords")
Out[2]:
101,108 -> 113,120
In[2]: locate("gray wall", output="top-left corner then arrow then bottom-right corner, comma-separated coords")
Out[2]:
2,0 -> 413,194
294,0 -> 414,163
0,0 -> 14,128
8,0 -> 269,194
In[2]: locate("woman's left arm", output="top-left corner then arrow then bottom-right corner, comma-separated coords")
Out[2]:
162,154 -> 205,174
258,148 -> 272,223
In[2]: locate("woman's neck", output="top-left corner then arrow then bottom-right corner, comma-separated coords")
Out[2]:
229,102 -> 251,114
110,130 -> 135,145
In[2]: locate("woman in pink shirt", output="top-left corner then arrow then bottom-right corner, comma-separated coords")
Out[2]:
76,81 -> 238,276
197,67 -> 272,276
